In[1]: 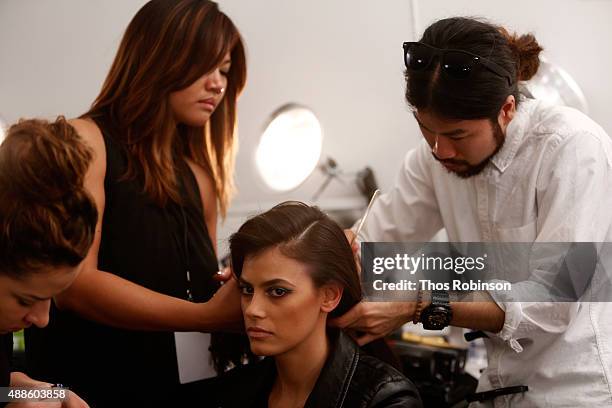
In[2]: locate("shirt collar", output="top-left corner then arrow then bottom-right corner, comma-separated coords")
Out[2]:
490,97 -> 537,173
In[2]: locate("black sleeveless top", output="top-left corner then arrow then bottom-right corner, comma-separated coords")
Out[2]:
25,111 -> 220,406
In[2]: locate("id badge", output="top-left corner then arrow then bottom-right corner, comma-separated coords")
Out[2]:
174,331 -> 216,384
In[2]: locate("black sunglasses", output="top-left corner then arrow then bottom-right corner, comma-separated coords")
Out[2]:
403,42 -> 513,87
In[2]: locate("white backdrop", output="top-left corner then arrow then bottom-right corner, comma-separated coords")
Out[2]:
1,0 -> 611,252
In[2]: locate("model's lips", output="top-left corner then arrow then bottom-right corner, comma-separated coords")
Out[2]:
1,327 -> 21,334
197,98 -> 217,112
246,326 -> 273,339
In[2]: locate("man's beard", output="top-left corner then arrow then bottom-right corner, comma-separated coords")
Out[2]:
432,122 -> 505,179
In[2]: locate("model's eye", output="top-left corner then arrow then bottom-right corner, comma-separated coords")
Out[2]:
239,284 -> 254,296
267,287 -> 290,298
17,298 -> 33,307
220,65 -> 231,76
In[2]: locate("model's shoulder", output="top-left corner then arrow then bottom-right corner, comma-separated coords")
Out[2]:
348,355 -> 422,407
68,117 -> 105,153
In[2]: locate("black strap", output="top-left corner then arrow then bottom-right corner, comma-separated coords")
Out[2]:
466,385 -> 529,402
464,330 -> 489,341
431,290 -> 450,306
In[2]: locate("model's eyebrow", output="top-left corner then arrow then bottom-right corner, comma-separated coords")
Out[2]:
238,277 -> 295,288
413,113 -> 468,137
16,292 -> 49,302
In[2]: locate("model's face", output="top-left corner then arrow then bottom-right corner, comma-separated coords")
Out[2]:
414,110 -> 505,178
169,52 -> 231,126
0,265 -> 80,334
239,247 -> 330,357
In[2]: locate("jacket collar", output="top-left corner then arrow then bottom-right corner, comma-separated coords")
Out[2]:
304,329 -> 360,408
240,329 -> 359,408
237,328 -> 360,408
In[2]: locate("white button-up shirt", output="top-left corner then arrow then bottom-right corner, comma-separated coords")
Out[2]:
359,98 -> 612,407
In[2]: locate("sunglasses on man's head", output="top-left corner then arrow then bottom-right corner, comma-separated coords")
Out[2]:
403,42 -> 513,87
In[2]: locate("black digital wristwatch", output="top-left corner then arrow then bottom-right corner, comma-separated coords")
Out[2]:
420,290 -> 453,330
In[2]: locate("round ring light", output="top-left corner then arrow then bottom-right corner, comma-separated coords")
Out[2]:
255,104 -> 323,192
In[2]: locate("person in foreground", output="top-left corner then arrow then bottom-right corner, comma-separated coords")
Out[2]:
0,117 -> 97,407
337,17 -> 612,407
215,201 -> 422,408
25,1 -> 247,405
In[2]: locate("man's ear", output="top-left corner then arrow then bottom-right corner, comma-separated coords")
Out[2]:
498,94 -> 516,129
320,284 -> 343,313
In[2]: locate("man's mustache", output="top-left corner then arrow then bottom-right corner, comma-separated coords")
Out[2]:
432,155 -> 470,166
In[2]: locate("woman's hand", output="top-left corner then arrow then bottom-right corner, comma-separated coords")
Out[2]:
201,271 -> 243,332
6,390 -> 89,408
8,373 -> 89,408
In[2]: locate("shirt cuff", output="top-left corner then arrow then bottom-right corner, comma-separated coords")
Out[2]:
487,280 -> 524,353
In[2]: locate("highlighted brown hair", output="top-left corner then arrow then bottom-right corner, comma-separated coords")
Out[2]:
230,202 -> 362,317
86,0 -> 247,217
0,117 -> 98,278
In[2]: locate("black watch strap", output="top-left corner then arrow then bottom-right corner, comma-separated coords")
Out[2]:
431,290 -> 450,306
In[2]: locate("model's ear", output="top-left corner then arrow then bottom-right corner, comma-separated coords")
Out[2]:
320,284 -> 343,313
498,94 -> 516,129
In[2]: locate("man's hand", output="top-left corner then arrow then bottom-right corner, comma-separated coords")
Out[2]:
330,301 -> 416,346
343,229 -> 361,276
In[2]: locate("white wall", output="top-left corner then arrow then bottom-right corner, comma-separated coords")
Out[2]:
1,1 -> 611,253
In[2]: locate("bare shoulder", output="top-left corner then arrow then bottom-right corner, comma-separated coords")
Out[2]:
68,118 -> 104,151
68,117 -> 106,176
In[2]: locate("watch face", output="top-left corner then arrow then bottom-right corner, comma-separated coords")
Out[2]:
422,306 -> 452,330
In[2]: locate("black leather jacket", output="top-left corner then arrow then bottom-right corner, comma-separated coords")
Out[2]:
214,330 -> 422,408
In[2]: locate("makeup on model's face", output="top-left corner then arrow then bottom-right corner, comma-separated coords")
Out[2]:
238,246 -> 329,357
414,110 -> 505,178
169,52 -> 232,126
0,265 -> 81,334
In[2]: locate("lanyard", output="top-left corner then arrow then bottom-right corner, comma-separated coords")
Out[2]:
180,204 -> 194,302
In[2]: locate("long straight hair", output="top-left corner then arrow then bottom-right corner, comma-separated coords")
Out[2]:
86,0 -> 246,216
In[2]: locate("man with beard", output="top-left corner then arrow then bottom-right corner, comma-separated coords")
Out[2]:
334,17 -> 612,407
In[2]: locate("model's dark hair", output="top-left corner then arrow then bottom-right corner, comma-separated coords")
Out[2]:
406,17 -> 543,120
230,201 -> 361,317
0,117 -> 98,278
86,0 -> 247,217
212,202 -> 401,374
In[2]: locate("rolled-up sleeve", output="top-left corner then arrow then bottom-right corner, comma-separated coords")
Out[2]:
487,128 -> 612,351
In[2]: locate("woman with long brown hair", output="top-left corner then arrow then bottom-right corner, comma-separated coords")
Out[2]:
25,1 -> 247,406
216,202 -> 422,407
